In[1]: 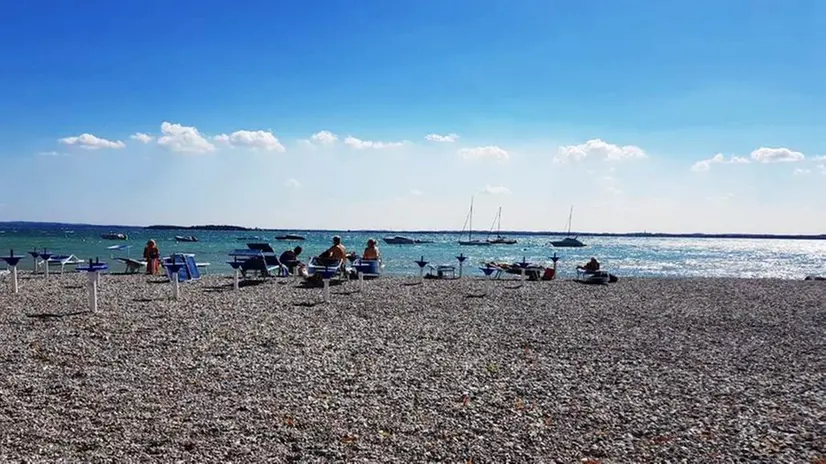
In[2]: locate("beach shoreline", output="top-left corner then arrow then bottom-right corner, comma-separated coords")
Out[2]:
0,273 -> 824,462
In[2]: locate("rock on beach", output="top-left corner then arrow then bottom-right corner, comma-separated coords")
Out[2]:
0,273 -> 824,462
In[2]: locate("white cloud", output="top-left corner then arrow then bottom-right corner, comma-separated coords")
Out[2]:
425,133 -> 459,143
344,136 -> 406,150
750,147 -> 804,163
458,145 -> 509,161
310,130 -> 338,145
285,178 -> 301,189
409,189 -> 423,196
157,122 -> 215,154
59,133 -> 125,150
482,184 -> 512,195
793,168 -> 811,176
690,153 -> 751,172
214,129 -> 285,152
817,164 -> 826,175
555,139 -> 646,163
130,132 -> 154,144
36,151 -> 69,157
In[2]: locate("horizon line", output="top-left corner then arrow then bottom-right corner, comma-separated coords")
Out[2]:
1,220 -> 825,240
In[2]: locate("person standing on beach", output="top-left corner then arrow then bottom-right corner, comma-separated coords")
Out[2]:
143,240 -> 160,275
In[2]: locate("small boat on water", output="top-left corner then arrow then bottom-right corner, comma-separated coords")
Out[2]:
174,235 -> 199,242
275,234 -> 305,241
549,206 -> 586,248
486,207 -> 517,245
384,236 -> 415,245
458,197 -> 491,246
550,237 -> 586,247
101,232 -> 128,240
236,236 -> 263,241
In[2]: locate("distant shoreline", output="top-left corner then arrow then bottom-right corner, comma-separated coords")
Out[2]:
1,221 -> 825,240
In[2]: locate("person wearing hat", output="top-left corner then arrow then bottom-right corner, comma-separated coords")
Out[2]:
362,238 -> 380,260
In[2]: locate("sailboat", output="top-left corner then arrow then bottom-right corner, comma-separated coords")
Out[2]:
458,197 -> 491,246
487,206 -> 517,244
550,205 -> 586,247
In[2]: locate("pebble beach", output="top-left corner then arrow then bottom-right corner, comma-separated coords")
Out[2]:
0,272 -> 824,462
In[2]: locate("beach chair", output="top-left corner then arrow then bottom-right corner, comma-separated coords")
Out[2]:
38,254 -> 84,274
307,257 -> 344,280
427,264 -> 456,279
576,268 -> 610,284
480,263 -> 504,279
246,243 -> 289,277
163,253 -> 203,282
351,258 -> 384,288
114,257 -> 146,274
229,249 -> 286,279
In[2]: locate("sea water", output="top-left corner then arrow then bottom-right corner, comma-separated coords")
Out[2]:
1,225 -> 824,279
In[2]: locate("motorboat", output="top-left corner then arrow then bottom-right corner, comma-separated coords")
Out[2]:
101,232 -> 128,240
550,237 -> 586,248
458,197 -> 491,246
384,236 -> 415,245
174,235 -> 199,242
275,234 -> 305,241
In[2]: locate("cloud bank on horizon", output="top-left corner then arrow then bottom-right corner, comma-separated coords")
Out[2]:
0,1 -> 824,233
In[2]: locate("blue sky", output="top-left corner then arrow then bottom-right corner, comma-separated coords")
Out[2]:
1,0 -> 824,233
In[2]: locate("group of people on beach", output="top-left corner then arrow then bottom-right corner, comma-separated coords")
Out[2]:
141,235 -> 381,278
277,235 -> 381,277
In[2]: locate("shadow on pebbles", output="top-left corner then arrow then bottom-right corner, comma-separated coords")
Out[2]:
0,273 -> 824,462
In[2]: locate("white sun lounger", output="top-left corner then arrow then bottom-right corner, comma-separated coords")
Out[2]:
38,254 -> 85,274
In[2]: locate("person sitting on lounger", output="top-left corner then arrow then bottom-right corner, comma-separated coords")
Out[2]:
317,235 -> 346,265
143,239 -> 160,275
577,257 -> 600,273
279,246 -> 302,273
362,239 -> 380,260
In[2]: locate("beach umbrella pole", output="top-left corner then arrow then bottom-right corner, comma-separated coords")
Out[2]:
234,268 -> 240,291
323,278 -> 331,303
87,271 -> 98,313
11,265 -> 18,294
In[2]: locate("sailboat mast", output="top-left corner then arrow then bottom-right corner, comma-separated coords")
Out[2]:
469,197 -> 473,240
567,206 -> 573,235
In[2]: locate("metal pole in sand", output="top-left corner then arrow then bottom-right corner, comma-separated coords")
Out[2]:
456,253 -> 467,278
29,250 -> 39,274
2,250 -> 23,294
165,256 -> 184,300
88,268 -> 98,313
551,253 -> 559,280
358,270 -> 364,291
414,256 -> 429,285
323,277 -> 331,303
11,264 -> 18,293
234,268 -> 240,290
40,249 -> 52,279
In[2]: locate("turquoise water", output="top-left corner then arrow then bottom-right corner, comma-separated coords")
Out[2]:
1,225 -> 825,279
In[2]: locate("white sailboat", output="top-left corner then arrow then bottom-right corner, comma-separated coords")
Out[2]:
550,205 -> 586,247
458,197 -> 491,246
487,206 -> 517,244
